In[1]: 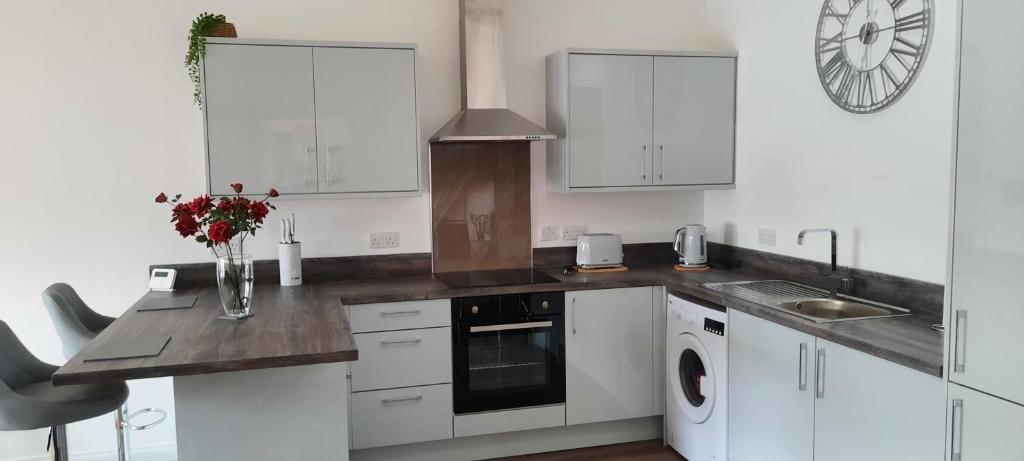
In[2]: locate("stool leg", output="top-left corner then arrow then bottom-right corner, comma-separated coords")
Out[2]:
52,425 -> 68,461
115,406 -> 130,461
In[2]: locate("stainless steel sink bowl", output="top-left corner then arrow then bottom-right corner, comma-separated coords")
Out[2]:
701,280 -> 911,323
776,298 -> 908,322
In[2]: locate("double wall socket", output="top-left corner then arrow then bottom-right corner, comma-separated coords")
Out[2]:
562,225 -> 588,241
541,226 -> 560,242
370,232 -> 400,249
758,228 -> 777,247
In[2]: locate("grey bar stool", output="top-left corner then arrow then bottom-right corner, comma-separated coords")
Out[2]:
0,320 -> 128,461
42,283 -> 166,461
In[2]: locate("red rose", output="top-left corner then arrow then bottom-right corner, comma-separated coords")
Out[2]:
155,193 -> 168,203
171,202 -> 192,220
230,183 -> 243,194
175,214 -> 200,237
249,201 -> 269,222
207,221 -> 233,244
216,198 -> 232,211
268,188 -> 279,198
189,195 -> 214,217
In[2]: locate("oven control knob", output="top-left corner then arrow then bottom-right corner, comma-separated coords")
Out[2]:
541,301 -> 550,310
471,305 -> 479,314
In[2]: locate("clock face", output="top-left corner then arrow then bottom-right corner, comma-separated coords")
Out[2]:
815,0 -> 932,113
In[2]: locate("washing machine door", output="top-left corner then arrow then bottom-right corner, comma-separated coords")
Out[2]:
670,332 -> 716,424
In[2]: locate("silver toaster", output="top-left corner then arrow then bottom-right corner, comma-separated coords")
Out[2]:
576,233 -> 624,268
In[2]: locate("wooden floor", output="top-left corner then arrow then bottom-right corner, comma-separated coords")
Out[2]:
489,440 -> 684,461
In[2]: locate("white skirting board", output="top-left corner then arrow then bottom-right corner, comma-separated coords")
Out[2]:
174,362 -> 350,461
350,415 -> 662,461
4,443 -> 177,461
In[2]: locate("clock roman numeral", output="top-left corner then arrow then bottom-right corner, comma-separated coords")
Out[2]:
895,11 -> 927,32
879,62 -> 901,92
891,36 -> 922,57
818,32 -> 844,53
890,0 -> 908,9
837,67 -> 857,102
825,5 -> 847,24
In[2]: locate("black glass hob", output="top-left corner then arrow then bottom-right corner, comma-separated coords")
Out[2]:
434,269 -> 561,289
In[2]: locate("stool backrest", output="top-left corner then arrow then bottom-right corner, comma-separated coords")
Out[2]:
42,283 -> 114,359
0,320 -> 56,391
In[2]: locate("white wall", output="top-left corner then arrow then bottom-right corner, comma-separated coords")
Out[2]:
702,0 -> 957,284
0,1 -> 711,459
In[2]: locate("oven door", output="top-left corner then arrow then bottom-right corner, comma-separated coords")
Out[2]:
453,316 -> 565,414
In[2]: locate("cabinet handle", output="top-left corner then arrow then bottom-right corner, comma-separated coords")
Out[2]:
641,145 -> 648,180
379,338 -> 422,346
304,147 -> 315,185
815,348 -> 826,399
954,310 -> 967,373
951,398 -> 964,461
381,394 -> 423,405
571,297 -> 577,335
658,145 -> 665,181
380,309 -> 421,317
798,342 -> 808,391
324,147 -> 333,185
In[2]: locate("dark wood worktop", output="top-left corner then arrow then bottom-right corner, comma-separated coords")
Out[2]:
54,244 -> 944,385
323,265 -> 944,377
52,283 -> 359,385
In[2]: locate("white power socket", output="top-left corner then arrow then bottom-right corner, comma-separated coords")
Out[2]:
562,225 -> 588,241
758,228 -> 777,247
370,232 -> 400,249
541,225 -> 560,242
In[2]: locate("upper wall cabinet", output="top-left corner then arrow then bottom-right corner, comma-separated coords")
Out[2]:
202,39 -> 421,197
545,49 -> 737,193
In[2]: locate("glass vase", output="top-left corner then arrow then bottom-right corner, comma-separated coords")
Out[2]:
216,254 -> 253,319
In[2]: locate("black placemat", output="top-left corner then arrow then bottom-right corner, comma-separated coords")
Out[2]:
136,293 -> 197,312
83,336 -> 171,362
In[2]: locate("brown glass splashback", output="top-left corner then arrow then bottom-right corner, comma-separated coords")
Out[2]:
430,142 -> 532,273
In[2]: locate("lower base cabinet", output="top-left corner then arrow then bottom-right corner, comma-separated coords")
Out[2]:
728,309 -> 815,461
565,287 -> 658,425
947,383 -> 1024,461
813,339 -> 945,461
351,383 -> 453,449
729,310 -> 945,461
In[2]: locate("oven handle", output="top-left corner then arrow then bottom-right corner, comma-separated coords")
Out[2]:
469,321 -> 554,333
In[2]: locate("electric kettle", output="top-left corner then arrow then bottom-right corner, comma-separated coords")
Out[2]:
674,225 -> 707,267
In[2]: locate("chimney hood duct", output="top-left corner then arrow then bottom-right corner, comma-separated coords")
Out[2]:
430,0 -> 556,143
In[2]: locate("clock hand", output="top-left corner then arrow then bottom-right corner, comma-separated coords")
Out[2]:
841,24 -> 897,42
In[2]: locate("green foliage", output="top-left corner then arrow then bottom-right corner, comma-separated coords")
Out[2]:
185,13 -> 227,108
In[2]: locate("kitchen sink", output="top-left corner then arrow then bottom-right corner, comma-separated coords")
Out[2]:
776,298 -> 907,322
702,280 -> 910,323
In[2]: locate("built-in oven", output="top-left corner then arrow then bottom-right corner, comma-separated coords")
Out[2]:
452,292 -> 566,414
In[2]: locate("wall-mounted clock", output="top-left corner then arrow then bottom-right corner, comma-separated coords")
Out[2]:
815,0 -> 932,113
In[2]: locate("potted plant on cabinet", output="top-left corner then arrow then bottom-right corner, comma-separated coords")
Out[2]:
185,12 -> 236,108
155,184 -> 277,319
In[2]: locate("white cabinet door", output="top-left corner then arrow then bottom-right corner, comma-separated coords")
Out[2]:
653,57 -> 735,186
728,309 -> 814,461
568,54 -> 654,188
313,47 -> 419,193
813,339 -> 945,461
565,287 -> 655,425
204,44 -> 318,195
947,383 -> 1024,461
949,0 -> 1024,405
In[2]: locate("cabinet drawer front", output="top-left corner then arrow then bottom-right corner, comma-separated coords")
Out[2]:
351,383 -> 453,449
350,327 -> 452,391
348,299 -> 450,333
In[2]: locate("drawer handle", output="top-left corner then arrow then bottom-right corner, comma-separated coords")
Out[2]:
470,321 -> 553,333
381,394 -> 423,405
380,309 -> 422,317
379,338 -> 422,346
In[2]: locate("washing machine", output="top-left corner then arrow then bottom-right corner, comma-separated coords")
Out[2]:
666,293 -> 727,461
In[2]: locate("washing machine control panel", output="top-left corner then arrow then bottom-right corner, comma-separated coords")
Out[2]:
704,318 -> 725,336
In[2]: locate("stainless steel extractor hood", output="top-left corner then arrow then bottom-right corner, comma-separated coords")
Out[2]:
430,0 -> 556,143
